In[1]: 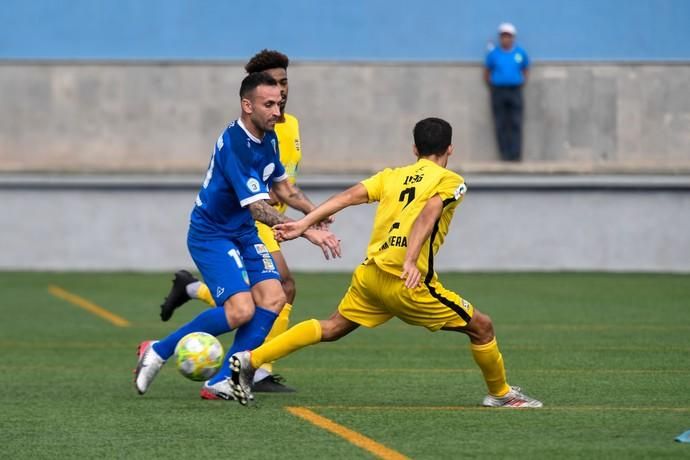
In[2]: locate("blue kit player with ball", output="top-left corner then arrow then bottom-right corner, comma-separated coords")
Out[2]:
134,72 -> 340,399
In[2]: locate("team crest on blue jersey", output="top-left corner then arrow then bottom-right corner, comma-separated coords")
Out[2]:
246,178 -> 260,193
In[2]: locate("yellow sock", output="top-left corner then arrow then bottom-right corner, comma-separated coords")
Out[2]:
250,319 -> 321,369
196,283 -> 215,307
259,303 -> 292,374
471,337 -> 511,397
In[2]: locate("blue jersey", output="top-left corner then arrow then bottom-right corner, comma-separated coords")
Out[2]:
189,119 -> 287,239
485,45 -> 529,87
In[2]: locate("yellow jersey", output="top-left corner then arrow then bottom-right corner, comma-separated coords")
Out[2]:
360,158 -> 467,279
273,113 -> 302,214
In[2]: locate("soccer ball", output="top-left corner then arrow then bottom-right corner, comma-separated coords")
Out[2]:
174,332 -> 224,381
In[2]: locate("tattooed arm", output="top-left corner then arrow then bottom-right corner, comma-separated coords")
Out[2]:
271,180 -> 316,215
248,200 -> 292,227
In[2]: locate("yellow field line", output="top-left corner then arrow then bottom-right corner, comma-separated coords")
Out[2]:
286,406 -> 409,460
303,404 -> 690,413
48,285 -> 130,327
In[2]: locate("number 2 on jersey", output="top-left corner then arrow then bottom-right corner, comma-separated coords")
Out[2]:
399,186 -> 416,209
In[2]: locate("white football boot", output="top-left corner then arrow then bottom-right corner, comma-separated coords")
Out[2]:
200,379 -> 236,401
482,386 -> 543,408
134,340 -> 165,395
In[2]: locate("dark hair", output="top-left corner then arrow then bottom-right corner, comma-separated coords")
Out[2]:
413,118 -> 452,156
245,49 -> 290,73
239,72 -> 278,98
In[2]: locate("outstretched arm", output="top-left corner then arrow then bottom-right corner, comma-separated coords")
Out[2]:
272,179 -> 334,229
274,183 -> 370,241
248,200 -> 341,259
400,195 -> 443,288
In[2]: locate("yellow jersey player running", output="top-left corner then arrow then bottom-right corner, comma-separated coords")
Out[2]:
228,117 -> 543,408
159,50 -> 326,394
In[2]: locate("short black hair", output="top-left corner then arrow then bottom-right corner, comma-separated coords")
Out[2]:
245,49 -> 290,73
239,72 -> 278,98
413,117 -> 452,156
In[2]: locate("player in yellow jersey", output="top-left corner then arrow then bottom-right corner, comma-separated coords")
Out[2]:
228,118 -> 543,408
160,50 -> 326,395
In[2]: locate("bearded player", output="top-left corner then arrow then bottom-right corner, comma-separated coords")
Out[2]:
159,50 -> 324,395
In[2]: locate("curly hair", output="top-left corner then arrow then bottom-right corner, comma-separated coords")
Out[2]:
244,49 -> 290,73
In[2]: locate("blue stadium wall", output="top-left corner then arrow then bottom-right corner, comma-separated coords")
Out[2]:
2,0 -> 688,61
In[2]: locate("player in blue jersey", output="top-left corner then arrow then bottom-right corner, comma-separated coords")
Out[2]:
134,72 -> 340,397
159,50 -> 325,394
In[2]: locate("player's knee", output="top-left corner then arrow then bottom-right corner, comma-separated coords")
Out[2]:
262,291 -> 287,313
223,302 -> 255,328
471,312 -> 495,343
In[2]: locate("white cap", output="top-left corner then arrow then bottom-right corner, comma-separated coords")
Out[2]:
498,22 -> 517,36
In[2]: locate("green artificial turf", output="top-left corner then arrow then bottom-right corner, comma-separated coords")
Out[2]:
1,272 -> 689,459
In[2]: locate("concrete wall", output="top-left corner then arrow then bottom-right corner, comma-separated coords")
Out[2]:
2,62 -> 690,174
2,175 -> 689,272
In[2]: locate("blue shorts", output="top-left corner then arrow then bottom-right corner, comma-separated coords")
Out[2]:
187,229 -> 281,306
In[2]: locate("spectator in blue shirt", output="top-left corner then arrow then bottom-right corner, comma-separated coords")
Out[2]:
484,23 -> 530,162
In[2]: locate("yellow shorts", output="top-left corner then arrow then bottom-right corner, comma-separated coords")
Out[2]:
255,221 -> 280,253
337,262 -> 474,331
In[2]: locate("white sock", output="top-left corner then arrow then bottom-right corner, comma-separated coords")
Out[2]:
185,281 -> 202,298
